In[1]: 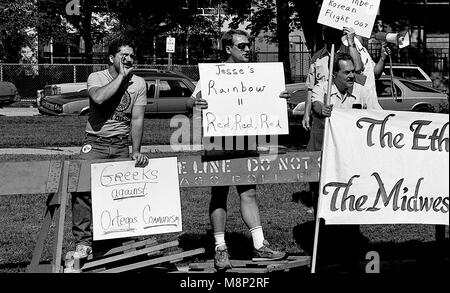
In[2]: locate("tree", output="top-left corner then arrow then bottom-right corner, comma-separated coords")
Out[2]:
224,0 -> 294,83
0,0 -> 38,61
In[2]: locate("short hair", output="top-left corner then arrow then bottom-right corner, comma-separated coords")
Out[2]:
221,29 -> 249,53
107,39 -> 135,57
333,52 -> 354,73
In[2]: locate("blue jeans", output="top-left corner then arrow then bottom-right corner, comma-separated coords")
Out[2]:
71,133 -> 129,246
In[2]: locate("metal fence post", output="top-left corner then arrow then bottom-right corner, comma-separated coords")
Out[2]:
0,64 -> 3,81
73,65 -> 76,83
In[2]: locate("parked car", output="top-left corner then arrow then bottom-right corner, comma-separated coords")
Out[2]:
291,76 -> 449,116
37,69 -> 196,116
36,82 -> 86,108
382,64 -> 433,88
0,81 -> 20,107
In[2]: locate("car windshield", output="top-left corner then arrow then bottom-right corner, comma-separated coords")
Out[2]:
383,68 -> 427,81
401,80 -> 442,93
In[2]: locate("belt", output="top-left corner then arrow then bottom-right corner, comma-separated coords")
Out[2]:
85,133 -> 128,143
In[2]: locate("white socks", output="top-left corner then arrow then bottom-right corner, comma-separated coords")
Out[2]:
249,226 -> 265,249
214,232 -> 226,250
215,227 -> 265,250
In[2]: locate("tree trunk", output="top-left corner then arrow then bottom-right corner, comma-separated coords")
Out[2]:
82,0 -> 93,63
276,0 -> 292,83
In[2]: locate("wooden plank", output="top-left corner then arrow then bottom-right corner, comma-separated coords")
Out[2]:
99,248 -> 205,273
81,240 -> 179,270
68,151 -> 322,192
227,268 -> 268,273
51,161 -> 70,273
25,264 -> 54,273
0,160 -> 62,195
87,238 -> 158,260
189,259 -> 291,269
26,202 -> 54,272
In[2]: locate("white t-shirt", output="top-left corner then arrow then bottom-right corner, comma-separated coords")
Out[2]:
86,69 -> 147,137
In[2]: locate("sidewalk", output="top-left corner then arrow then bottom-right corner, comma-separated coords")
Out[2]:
0,144 -> 300,155
0,145 -> 203,155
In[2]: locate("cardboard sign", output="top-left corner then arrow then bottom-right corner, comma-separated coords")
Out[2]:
198,62 -> 289,137
91,158 -> 182,240
318,109 -> 449,225
317,0 -> 381,38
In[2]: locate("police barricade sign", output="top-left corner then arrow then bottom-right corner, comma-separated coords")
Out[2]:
91,157 -> 182,240
318,109 -> 449,225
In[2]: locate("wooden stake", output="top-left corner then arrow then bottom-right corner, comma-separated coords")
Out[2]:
311,43 -> 335,273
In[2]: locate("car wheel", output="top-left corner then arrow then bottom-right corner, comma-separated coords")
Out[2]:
413,105 -> 434,112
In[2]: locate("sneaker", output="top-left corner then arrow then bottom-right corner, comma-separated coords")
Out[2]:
73,244 -> 92,259
214,245 -> 232,270
252,240 -> 286,261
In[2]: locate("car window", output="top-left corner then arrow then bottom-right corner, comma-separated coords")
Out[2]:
383,68 -> 427,81
401,80 -> 442,93
159,79 -> 193,98
376,80 -> 402,97
146,80 -> 156,98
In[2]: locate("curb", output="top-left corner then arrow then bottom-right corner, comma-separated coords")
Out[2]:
0,145 -> 203,155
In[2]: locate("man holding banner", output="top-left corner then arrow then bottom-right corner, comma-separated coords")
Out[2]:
311,52 -> 382,120
189,29 -> 288,270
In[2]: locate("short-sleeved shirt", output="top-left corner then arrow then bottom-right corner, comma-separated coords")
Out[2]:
306,47 -> 331,92
354,38 -> 377,98
307,80 -> 382,151
86,69 -> 147,137
311,81 -> 382,110
306,44 -> 353,91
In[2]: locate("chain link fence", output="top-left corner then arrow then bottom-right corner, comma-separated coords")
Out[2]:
0,60 -> 310,101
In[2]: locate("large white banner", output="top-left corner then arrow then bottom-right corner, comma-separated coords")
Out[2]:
91,158 -> 182,240
318,109 -> 449,225
317,0 -> 381,38
198,62 -> 289,137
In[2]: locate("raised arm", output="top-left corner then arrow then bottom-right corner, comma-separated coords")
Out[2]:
89,56 -> 133,105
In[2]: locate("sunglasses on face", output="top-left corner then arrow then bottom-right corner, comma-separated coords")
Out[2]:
234,43 -> 251,50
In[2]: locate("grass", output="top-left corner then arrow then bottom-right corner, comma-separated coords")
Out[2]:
0,117 -> 448,274
0,115 -> 310,148
0,116 -> 177,147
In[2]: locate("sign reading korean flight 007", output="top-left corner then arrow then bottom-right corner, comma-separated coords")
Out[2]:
90,157 -> 182,241
198,62 -> 289,137
317,0 -> 381,38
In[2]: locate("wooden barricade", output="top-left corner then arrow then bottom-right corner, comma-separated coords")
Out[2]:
3,151 -> 445,273
63,151 -> 320,273
0,160 -> 68,273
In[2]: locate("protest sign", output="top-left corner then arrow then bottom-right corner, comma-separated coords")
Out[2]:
317,0 -> 381,38
317,109 -> 449,225
91,157 -> 182,240
198,62 -> 288,137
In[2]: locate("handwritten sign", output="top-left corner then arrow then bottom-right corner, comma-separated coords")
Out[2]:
318,109 -> 449,225
198,62 -> 289,137
90,158 -> 182,241
317,0 -> 381,38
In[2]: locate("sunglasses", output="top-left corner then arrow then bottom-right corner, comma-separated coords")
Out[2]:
234,43 -> 251,50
